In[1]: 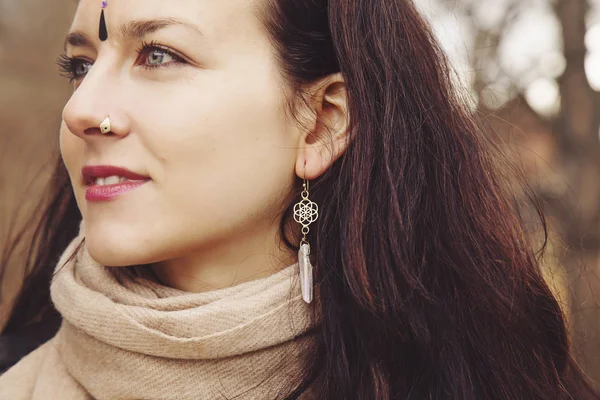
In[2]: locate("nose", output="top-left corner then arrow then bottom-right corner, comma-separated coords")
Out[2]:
62,67 -> 130,141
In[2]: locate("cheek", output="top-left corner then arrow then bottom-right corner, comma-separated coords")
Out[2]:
141,71 -> 292,180
133,79 -> 295,231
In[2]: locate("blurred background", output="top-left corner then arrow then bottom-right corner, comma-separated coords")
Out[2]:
1,0 -> 600,388
0,0 -> 77,330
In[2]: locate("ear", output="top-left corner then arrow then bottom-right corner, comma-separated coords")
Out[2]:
295,73 -> 350,181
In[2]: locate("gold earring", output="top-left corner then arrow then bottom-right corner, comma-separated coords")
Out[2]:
293,164 -> 318,303
100,115 -> 111,134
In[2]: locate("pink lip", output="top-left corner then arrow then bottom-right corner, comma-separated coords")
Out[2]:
82,165 -> 151,202
85,180 -> 149,201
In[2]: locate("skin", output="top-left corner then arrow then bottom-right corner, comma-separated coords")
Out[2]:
60,0 -> 350,292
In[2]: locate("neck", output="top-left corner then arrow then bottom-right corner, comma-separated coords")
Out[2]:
149,219 -> 298,292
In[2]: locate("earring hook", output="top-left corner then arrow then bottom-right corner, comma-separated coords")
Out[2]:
303,162 -> 309,192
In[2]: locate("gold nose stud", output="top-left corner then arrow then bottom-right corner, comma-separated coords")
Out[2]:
100,116 -> 111,134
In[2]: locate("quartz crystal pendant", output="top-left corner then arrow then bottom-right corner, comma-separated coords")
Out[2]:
298,242 -> 313,303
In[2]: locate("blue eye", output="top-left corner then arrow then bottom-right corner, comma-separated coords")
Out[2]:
56,40 -> 186,83
146,49 -> 174,66
57,54 -> 93,82
137,41 -> 185,69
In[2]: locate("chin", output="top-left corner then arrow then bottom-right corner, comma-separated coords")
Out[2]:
84,230 -> 160,267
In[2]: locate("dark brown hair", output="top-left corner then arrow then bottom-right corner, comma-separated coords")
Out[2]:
2,0 -> 599,398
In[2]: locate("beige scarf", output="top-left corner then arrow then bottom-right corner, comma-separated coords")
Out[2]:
0,232 -> 318,400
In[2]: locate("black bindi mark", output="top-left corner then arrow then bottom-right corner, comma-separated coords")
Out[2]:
99,1 -> 108,41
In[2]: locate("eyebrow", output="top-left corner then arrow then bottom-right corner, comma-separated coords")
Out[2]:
64,17 -> 203,51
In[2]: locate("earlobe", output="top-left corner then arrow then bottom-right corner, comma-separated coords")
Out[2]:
295,73 -> 351,181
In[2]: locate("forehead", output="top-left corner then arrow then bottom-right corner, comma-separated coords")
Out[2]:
70,0 -> 263,41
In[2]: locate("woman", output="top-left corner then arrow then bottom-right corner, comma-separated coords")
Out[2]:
0,0 -> 598,398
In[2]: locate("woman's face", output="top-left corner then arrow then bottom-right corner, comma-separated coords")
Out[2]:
60,0 -> 302,272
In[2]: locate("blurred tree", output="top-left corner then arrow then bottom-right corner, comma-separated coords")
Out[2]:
421,0 -> 600,387
554,2 -> 600,388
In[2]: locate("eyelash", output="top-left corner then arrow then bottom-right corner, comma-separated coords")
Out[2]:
56,40 -> 186,83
